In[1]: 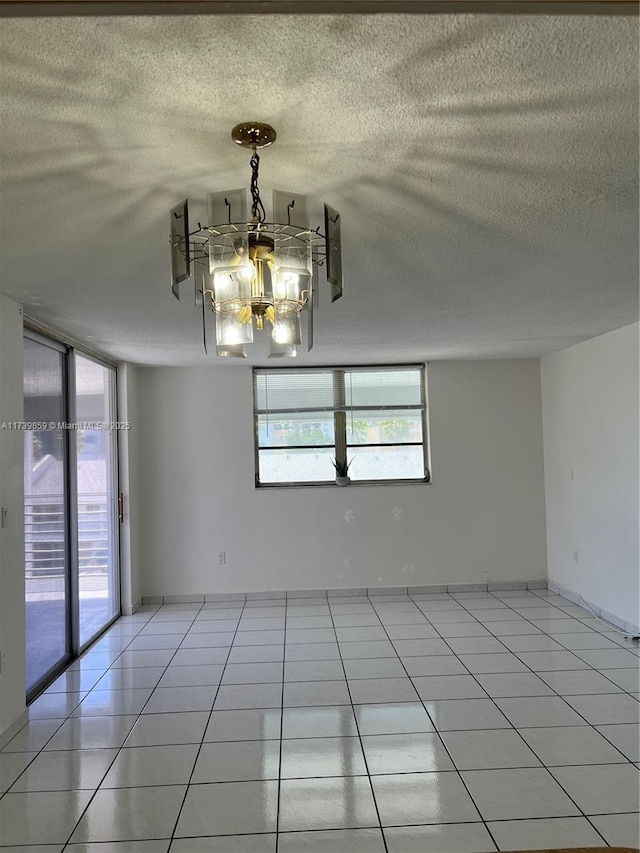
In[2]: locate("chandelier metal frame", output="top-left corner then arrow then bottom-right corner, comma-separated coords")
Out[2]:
170,122 -> 343,358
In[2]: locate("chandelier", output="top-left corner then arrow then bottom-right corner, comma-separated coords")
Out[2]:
169,122 -> 343,358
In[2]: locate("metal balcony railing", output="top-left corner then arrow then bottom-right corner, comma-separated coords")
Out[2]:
24,494 -> 111,577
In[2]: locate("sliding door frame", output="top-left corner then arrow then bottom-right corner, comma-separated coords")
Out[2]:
67,347 -> 81,657
75,350 -> 121,654
24,330 -> 73,702
24,330 -> 121,701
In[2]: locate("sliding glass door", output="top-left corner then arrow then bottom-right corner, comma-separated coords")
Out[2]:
24,333 -> 120,697
23,336 -> 71,693
75,355 -> 119,647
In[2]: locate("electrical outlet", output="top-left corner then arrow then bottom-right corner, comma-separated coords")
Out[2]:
0,649 -> 6,674
217,552 -> 226,565
573,549 -> 579,563
1,506 -> 8,528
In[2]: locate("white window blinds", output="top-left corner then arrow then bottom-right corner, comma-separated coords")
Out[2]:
253,366 -> 429,485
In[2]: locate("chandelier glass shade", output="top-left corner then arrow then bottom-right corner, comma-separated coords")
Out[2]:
170,122 -> 343,358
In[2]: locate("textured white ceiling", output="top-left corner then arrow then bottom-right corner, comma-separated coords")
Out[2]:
0,13 -> 637,365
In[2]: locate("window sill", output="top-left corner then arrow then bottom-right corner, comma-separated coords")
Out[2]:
256,478 -> 431,490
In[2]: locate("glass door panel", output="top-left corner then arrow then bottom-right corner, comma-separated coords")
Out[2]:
75,355 -> 119,647
23,337 -> 70,693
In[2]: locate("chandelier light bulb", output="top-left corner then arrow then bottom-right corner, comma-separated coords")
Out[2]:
212,273 -> 234,297
235,263 -> 256,284
225,324 -> 246,345
272,322 -> 293,345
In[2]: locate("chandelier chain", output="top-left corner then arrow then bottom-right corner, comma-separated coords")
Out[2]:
250,147 -> 266,225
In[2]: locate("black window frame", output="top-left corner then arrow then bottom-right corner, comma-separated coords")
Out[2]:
253,364 -> 431,488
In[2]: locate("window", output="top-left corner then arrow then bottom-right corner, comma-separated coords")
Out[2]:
253,366 -> 430,486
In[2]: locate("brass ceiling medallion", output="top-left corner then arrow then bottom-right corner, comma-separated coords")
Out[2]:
169,122 -> 343,359
231,122 -> 277,149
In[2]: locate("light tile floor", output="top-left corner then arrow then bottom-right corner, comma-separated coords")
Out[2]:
1,588 -> 639,852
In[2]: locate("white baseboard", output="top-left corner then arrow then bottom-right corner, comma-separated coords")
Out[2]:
142,579 -> 548,605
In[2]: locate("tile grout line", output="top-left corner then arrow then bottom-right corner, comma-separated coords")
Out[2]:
463,594 -> 640,813
2,591 -> 636,849
442,591 -> 638,723
462,593 -> 639,766
165,596 -> 249,851
326,595 -> 390,853
530,589 -> 640,660
517,596 -> 640,765
59,602 -> 203,850
368,593 -> 500,852
373,589 -> 631,842
440,592 -> 615,846
2,607 -> 157,840
496,591 -> 640,705
522,588 -> 638,655
274,594 -> 289,852
0,608 -> 159,806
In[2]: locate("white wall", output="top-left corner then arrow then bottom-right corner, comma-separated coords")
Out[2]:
541,322 -> 640,629
137,359 -> 547,595
0,295 -> 25,736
